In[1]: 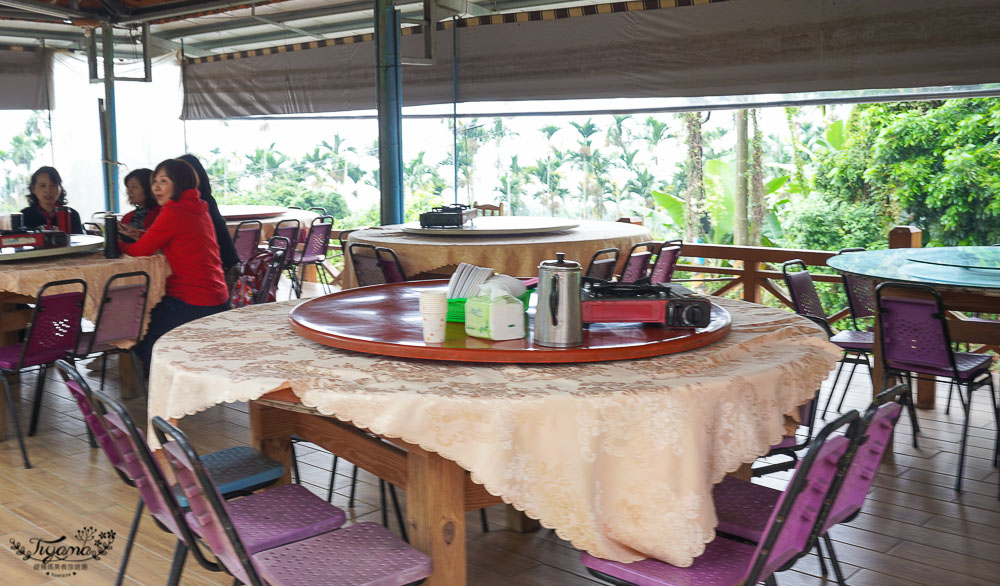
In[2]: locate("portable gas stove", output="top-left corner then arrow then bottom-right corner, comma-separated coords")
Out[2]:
0,229 -> 69,250
419,204 -> 478,228
581,282 -> 712,328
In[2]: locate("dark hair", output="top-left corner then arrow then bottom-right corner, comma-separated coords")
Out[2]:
124,168 -> 156,209
27,166 -> 68,207
153,159 -> 199,201
177,154 -> 212,199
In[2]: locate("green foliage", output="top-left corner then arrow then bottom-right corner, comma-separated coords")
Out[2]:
0,112 -> 50,212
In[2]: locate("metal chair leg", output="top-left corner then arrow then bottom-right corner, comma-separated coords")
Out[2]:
348,464 -> 359,507
2,372 -> 31,468
115,498 -> 144,586
28,363 -> 48,437
945,380 -> 955,414
166,541 -> 188,586
814,538 -> 828,576
821,355 -> 848,419
955,382 -> 973,492
379,479 -> 389,527
823,533 -> 847,586
326,454 -> 339,502
387,483 -> 408,543
904,387 -> 920,448
289,438 -> 300,483
834,355 -> 862,413
480,508 -> 490,533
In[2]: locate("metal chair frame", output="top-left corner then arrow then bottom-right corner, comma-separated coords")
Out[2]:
286,215 -> 335,298
232,220 -> 264,266
76,271 -> 150,392
875,282 -> 997,490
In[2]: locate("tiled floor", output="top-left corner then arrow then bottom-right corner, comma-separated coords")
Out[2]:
1,284 -> 997,585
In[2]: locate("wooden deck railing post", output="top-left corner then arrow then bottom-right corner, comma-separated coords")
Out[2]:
882,226 -> 934,408
742,260 -> 761,303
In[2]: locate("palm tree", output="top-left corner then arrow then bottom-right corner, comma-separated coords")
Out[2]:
498,155 -> 530,215
641,116 -> 672,168
567,119 -> 603,219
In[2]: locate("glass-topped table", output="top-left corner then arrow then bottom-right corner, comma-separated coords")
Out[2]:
828,246 -> 1000,290
828,246 -> 1000,408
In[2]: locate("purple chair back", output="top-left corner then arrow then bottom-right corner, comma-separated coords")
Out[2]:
232,220 -> 263,264
822,385 -> 906,531
649,244 -> 681,285
876,283 -> 954,373
87,272 -> 150,353
782,260 -> 825,322
349,243 -> 388,286
272,219 -> 300,247
20,279 -> 87,368
256,237 -> 290,303
299,216 -> 334,264
621,242 -> 656,283
741,411 -> 859,584
154,417 -> 258,585
838,249 -> 877,324
53,359 -> 130,484
375,246 -> 407,284
585,248 -> 620,281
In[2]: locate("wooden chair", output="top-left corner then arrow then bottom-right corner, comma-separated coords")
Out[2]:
473,202 -> 504,216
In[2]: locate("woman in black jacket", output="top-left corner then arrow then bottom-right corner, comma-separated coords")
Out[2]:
177,154 -> 240,290
20,166 -> 84,234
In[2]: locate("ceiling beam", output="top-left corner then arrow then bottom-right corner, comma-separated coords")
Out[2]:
118,0 -> 274,25
159,1 -> 420,40
185,7 -> 427,52
0,0 -> 95,20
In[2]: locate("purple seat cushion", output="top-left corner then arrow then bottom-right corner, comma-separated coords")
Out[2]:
830,330 -> 874,351
580,535 -> 755,586
896,351 -> 992,380
253,522 -> 432,586
0,344 -> 64,370
185,484 -> 346,554
712,476 -> 779,543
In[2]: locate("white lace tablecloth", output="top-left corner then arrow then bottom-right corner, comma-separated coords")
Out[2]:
148,296 -> 839,567
343,220 -> 651,288
0,252 -> 169,333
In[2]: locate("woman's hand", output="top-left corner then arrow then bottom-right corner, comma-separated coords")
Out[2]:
118,223 -> 144,241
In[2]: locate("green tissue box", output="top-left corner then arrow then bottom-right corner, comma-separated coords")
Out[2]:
446,290 -> 531,323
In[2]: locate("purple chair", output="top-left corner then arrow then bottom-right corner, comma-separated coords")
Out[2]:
782,260 -> 883,420
84,382 -> 345,585
349,242 -> 408,287
232,220 -> 264,265
581,411 -> 860,586
153,416 -> 432,586
75,271 -> 150,392
272,218 -> 300,248
647,240 -> 682,285
715,384 -> 908,585
0,278 -> 86,468
231,238 -> 289,308
54,360 -> 312,585
620,241 -> 656,283
286,215 -> 335,297
751,390 -> 820,478
876,282 -> 998,491
585,248 -> 620,282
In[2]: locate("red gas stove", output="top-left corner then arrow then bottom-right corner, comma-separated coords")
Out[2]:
581,282 -> 712,328
0,230 -> 70,250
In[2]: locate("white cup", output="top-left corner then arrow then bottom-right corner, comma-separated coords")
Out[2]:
421,313 -> 446,343
419,290 -> 448,311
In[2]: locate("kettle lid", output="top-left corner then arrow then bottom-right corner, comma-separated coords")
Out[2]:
539,252 -> 580,270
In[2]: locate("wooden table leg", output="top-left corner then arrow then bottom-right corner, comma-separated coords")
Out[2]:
248,401 -> 294,485
915,377 -> 936,410
505,506 -> 541,533
407,444 -> 467,586
118,351 -> 143,400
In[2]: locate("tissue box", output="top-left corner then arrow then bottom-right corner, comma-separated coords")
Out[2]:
446,290 -> 531,323
464,294 -> 527,341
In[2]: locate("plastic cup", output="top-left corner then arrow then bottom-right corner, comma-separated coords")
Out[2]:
419,290 -> 447,313
421,312 -> 446,343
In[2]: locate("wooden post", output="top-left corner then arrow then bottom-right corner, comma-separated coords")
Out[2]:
407,445 -> 467,585
883,226 -> 935,408
742,261 -> 761,303
248,402 -> 294,485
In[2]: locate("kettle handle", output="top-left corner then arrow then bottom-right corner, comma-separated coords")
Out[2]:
549,275 -> 559,327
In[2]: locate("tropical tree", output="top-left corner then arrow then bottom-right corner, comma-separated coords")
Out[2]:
566,119 -> 604,218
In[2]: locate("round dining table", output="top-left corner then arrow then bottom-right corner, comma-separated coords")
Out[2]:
147,292 -> 839,584
828,246 -> 1000,407
342,218 -> 652,288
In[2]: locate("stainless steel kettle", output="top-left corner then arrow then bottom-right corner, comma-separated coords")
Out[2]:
534,252 -> 583,347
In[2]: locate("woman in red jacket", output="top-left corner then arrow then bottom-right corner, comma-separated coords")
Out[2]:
121,158 -> 231,371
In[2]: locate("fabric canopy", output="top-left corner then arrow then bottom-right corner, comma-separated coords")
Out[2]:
182,0 -> 1000,119
0,46 -> 53,110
